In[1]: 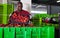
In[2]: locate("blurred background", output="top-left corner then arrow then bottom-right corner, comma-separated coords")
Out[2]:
0,0 -> 59,27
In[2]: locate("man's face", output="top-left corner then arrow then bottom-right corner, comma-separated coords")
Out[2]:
17,4 -> 22,11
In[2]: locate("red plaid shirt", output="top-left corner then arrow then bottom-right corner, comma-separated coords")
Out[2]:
9,10 -> 30,26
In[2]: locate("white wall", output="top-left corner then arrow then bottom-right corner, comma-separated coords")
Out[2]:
3,0 -> 7,4
0,0 -> 2,4
21,0 -> 47,14
21,0 -> 31,13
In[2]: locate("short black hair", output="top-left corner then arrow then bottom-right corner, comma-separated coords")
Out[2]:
17,1 -> 23,7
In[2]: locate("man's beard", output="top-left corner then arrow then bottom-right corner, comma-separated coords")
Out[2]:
18,9 -> 22,11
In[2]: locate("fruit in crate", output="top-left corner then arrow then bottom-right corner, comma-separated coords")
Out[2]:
0,24 -> 5,27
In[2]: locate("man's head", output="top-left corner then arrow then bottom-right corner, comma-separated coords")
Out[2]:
17,2 -> 23,11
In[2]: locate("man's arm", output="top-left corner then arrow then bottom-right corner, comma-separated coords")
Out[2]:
8,12 -> 18,24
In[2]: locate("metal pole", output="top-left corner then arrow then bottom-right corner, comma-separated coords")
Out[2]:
58,13 -> 60,27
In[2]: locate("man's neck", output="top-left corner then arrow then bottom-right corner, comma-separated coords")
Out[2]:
18,10 -> 22,12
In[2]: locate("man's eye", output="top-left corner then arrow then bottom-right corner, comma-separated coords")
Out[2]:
18,6 -> 21,7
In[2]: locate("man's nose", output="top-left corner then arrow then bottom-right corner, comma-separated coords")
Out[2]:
18,6 -> 21,7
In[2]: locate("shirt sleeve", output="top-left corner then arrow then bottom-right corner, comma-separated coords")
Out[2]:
8,12 -> 18,24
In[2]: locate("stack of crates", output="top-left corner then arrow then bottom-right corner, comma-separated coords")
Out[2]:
0,4 -> 14,24
16,27 -> 54,38
0,27 -> 54,38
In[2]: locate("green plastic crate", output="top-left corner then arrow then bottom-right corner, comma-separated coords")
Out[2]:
16,31 -> 25,38
41,27 -> 54,38
20,27 -> 25,31
41,27 -> 49,38
0,27 -> 54,38
16,27 -> 25,38
0,27 -> 3,38
0,4 -> 3,24
2,4 -> 14,24
25,27 -> 31,38
4,27 -> 15,38
31,27 -> 39,38
16,27 -> 20,32
36,27 -> 41,38
47,27 -> 54,38
9,27 -> 15,32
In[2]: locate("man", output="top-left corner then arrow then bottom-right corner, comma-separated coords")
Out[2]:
8,2 -> 32,27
